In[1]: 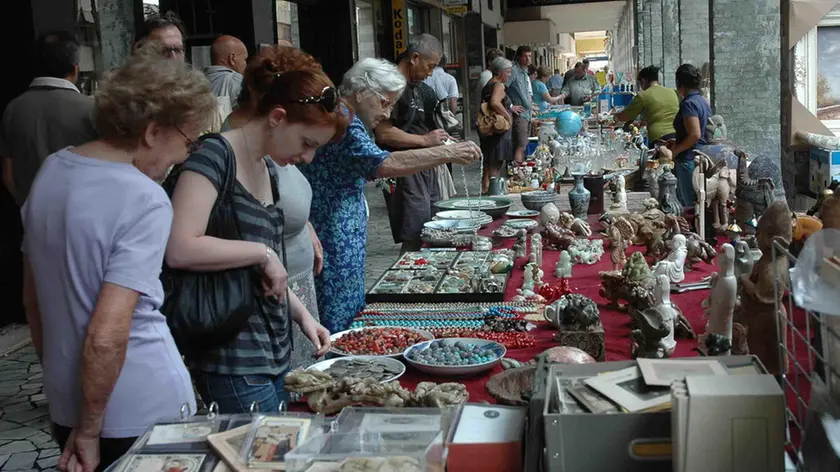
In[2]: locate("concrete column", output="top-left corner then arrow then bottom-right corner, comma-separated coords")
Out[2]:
98,0 -> 135,71
678,0 -> 709,68
661,0 -> 680,87
636,0 -> 646,69
643,7 -> 653,67
649,0 -> 663,69
710,0 -> 782,165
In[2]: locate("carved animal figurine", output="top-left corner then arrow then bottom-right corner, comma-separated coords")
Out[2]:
707,166 -> 736,230
641,197 -> 667,224
637,222 -> 668,259
700,244 -> 738,355
543,223 -> 575,250
733,239 -> 754,283
734,150 -> 781,234
636,274 -> 679,356
684,238 -> 716,270
513,229 -> 527,259
545,293 -> 601,331
737,200 -> 792,375
654,234 -> 688,284
606,223 -> 627,270
631,308 -> 673,359
555,250 -> 573,278
522,262 -> 536,292
540,202 -> 561,226
558,212 -> 592,237
531,233 -> 543,267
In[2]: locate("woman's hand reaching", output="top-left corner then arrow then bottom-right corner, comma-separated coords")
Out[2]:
299,314 -> 331,357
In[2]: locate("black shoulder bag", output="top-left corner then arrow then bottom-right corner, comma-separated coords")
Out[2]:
160,134 -> 259,354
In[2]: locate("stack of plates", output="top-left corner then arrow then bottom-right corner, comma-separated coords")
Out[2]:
433,210 -> 493,227
423,219 -> 480,234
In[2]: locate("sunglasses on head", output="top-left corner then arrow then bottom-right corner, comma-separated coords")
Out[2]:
295,86 -> 338,113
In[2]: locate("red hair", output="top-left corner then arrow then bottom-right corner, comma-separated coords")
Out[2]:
246,46 -> 349,141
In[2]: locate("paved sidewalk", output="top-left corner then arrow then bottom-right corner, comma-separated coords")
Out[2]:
0,159 -> 482,471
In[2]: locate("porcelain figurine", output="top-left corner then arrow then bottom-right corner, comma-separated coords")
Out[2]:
555,250 -> 573,278
531,233 -> 543,267
654,234 -> 687,284
540,202 -> 561,226
658,164 -> 682,216
606,174 -> 628,212
736,201 -> 792,374
522,262 -> 536,292
733,239 -> 754,284
700,243 -> 737,355
632,274 -> 677,358
513,229 -> 527,259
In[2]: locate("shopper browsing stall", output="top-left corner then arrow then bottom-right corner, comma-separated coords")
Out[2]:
505,45 -> 533,163
532,66 -> 566,113
557,62 -> 601,107
478,57 -> 515,193
614,65 -> 679,143
669,63 -> 711,209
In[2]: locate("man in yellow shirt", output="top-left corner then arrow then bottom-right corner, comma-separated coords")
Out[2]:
615,65 -> 680,143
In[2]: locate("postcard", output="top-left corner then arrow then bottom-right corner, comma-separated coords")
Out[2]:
566,383 -> 620,414
358,413 -> 441,433
146,422 -> 219,446
121,453 -> 206,472
246,417 -> 311,469
637,358 -> 728,387
553,377 -> 585,414
584,366 -> 671,413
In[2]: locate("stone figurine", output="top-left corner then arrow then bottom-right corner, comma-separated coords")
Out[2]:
558,212 -> 593,237
599,252 -> 656,314
522,262 -> 535,292
531,261 -> 545,288
531,233 -> 543,267
632,275 -> 679,358
513,229 -> 527,259
543,223 -> 576,251
658,164 -> 682,216
733,239 -> 754,284
700,243 -> 737,355
604,174 -> 629,216
555,250 -> 573,278
734,150 -> 784,234
545,293 -> 601,331
606,223 -> 627,270
735,200 -> 792,375
540,202 -> 561,227
654,234 -> 688,284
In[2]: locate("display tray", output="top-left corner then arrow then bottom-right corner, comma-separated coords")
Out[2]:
367,251 -> 509,303
390,251 -> 460,270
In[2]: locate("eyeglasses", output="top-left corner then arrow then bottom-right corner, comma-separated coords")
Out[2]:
370,89 -> 394,111
176,126 -> 201,153
295,86 -> 338,113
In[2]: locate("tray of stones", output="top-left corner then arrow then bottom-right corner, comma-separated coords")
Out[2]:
306,356 -> 406,383
391,251 -> 459,270
367,251 -> 508,303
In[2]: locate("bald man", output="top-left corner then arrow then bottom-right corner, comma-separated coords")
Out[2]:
204,35 -> 248,109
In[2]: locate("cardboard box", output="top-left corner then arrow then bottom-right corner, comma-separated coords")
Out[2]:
809,147 -> 840,194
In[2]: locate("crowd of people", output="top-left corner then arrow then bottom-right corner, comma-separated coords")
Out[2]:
1,9 -> 713,470
1,12 -> 482,472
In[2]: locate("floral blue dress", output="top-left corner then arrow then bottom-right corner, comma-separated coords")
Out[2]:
298,115 -> 389,333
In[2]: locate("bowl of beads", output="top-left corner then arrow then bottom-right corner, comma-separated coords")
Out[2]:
330,327 -> 434,358
403,338 -> 507,376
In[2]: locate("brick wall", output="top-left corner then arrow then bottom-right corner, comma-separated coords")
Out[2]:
678,0 -> 709,68
649,0 -> 664,69
661,0 -> 680,87
710,0 -> 782,167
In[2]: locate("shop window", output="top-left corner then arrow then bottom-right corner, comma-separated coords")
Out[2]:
487,0 -> 493,11
276,1 -> 293,43
441,13 -> 456,63
794,7 -> 840,136
355,0 -> 377,59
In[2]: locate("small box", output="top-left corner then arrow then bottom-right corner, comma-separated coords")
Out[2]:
445,404 -> 526,472
553,325 -> 606,361
809,147 -> 840,194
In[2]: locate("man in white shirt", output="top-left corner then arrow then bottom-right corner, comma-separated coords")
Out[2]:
424,56 -> 460,113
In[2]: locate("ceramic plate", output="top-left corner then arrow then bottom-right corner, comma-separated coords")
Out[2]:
506,209 -> 540,219
504,219 -> 538,230
402,338 -> 506,377
434,210 -> 493,224
306,356 -> 406,383
447,199 -> 502,209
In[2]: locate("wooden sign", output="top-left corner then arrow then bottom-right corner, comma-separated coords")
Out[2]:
393,0 -> 408,56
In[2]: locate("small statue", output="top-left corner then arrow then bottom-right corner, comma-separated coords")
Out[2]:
513,229 -> 527,259
734,150 -> 781,235
623,251 -> 654,285
555,250 -> 573,278
606,223 -> 628,270
609,174 -> 627,210
522,262 -> 536,292
632,274 -> 678,358
568,238 -> 604,265
736,201 -> 792,374
700,244 -> 737,355
543,223 -> 575,250
531,262 -> 545,289
684,238 -> 716,270
654,234 -> 687,284
733,239 -> 754,284
531,233 -> 543,267
540,202 -> 561,226
637,221 -> 668,259
545,293 -> 601,331
558,212 -> 593,237
658,164 -> 683,216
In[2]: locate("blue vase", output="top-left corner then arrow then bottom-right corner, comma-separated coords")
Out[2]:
568,174 -> 591,219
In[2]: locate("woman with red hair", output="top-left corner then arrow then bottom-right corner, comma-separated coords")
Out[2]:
164,47 -> 347,413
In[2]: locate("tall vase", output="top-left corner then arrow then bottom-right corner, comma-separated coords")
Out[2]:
568,174 -> 591,219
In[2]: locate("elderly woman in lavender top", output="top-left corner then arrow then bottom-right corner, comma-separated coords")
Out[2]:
299,58 -> 481,333
21,47 -> 217,471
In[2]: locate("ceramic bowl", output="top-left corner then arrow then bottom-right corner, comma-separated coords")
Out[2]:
434,210 -> 493,226
403,338 -> 506,377
330,327 -> 434,358
306,356 -> 406,383
423,219 -> 480,234
520,190 -> 559,211
434,197 -> 513,219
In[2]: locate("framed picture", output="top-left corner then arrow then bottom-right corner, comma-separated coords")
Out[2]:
566,383 -> 620,414
584,367 -> 671,413
637,358 -> 728,387
245,417 -> 311,470
120,453 -> 207,472
146,421 -> 221,446
207,425 -> 252,472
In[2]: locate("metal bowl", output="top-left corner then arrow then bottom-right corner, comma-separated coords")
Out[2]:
520,190 -> 558,211
403,338 -> 506,377
434,197 -> 513,219
306,356 -> 406,383
330,327 -> 435,358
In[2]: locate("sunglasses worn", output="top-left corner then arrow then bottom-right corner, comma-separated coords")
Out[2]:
176,126 -> 202,153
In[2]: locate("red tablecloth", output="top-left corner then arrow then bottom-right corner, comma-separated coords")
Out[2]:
396,215 -> 718,403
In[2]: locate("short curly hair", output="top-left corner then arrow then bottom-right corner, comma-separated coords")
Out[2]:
94,50 -> 216,141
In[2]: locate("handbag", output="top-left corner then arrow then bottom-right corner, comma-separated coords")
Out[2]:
160,134 -> 261,353
477,102 -> 511,136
